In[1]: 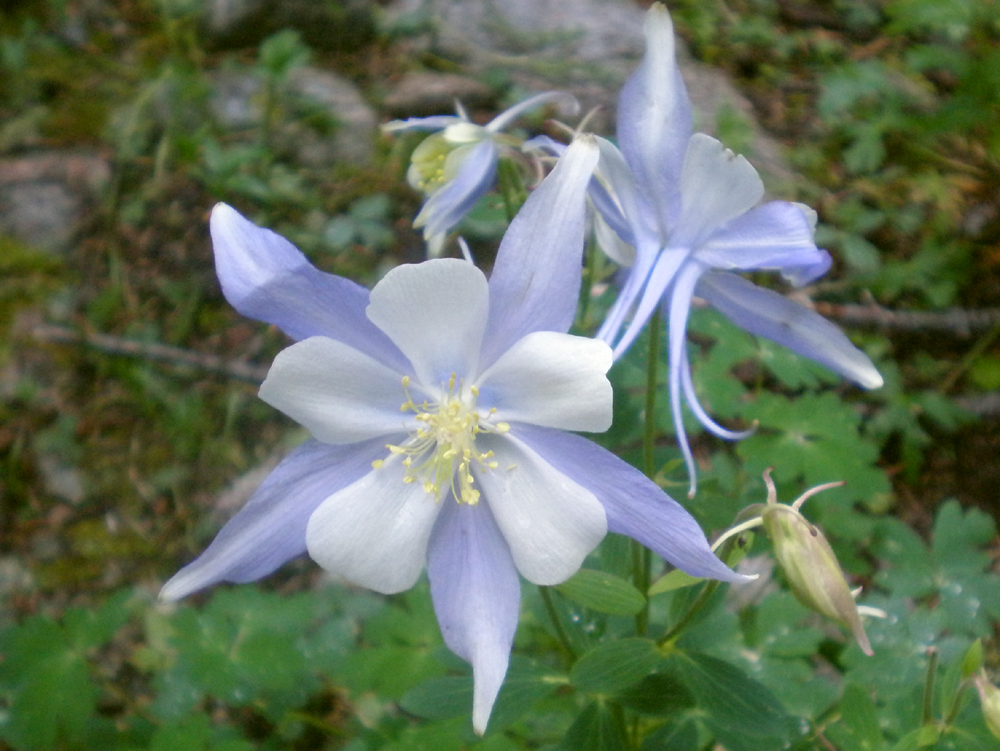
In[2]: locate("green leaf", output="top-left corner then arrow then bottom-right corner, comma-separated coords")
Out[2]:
670,651 -> 790,746
571,638 -> 664,695
0,614 -> 100,751
961,640 -> 984,678
648,569 -> 701,596
399,676 -> 472,721
838,683 -> 887,751
488,656 -> 567,730
558,702 -> 629,751
640,716 -> 701,751
617,672 -> 695,717
555,568 -> 646,615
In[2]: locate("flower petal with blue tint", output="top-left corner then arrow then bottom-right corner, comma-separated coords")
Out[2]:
475,433 -> 606,586
259,336 -> 416,444
478,331 -> 613,433
673,134 -> 764,249
366,259 -> 490,388
414,139 -> 499,254
305,455 -> 444,594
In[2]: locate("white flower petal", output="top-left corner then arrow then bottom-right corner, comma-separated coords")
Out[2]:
478,331 -> 613,433
259,337 -> 414,444
305,457 -> 443,593
675,133 -> 764,248
475,434 -> 606,585
367,259 -> 490,388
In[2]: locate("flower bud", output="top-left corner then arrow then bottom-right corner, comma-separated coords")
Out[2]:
975,672 -> 1000,740
759,470 -> 873,656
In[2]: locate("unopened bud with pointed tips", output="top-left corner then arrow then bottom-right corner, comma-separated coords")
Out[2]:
758,469 -> 873,656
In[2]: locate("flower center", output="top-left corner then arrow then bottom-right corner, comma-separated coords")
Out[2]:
408,133 -> 452,193
373,374 -> 509,505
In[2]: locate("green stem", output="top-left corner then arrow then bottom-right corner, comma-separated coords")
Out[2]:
922,647 -> 939,725
576,235 -> 599,330
496,158 -> 527,222
657,580 -> 721,646
540,586 -> 576,662
655,532 -> 746,646
944,678 -> 971,726
634,311 -> 662,636
939,320 -> 1000,393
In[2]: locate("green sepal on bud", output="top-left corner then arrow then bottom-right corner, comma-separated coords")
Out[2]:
975,671 -> 1000,740
758,469 -> 873,656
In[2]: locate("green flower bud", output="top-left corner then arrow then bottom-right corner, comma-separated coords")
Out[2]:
759,470 -> 873,656
975,672 -> 1000,740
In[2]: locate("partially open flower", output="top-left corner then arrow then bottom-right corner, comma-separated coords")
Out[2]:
384,92 -> 578,256
756,469 -> 873,656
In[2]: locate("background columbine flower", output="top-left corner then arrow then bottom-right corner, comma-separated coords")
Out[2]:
160,137 -> 744,734
590,3 -> 882,494
384,91 -> 578,256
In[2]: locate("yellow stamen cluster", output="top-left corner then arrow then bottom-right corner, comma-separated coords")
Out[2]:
373,374 -> 509,505
407,134 -> 451,193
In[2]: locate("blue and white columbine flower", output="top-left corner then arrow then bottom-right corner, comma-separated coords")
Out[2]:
384,91 -> 578,256
592,4 -> 882,495
160,138 -> 743,734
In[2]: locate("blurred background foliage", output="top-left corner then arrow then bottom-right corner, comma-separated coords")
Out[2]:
1,0 -> 1000,749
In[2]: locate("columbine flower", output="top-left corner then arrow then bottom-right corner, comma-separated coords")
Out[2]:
160,137 -> 743,734
589,3 -> 882,494
383,91 -> 578,256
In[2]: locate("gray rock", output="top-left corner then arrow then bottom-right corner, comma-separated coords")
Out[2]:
209,65 -> 377,166
383,72 -> 493,117
387,0 -> 795,185
289,67 -> 378,166
0,151 -> 111,254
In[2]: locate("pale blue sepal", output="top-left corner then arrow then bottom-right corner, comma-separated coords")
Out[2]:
209,204 -> 408,372
158,437 -> 391,601
524,135 -> 636,247
485,91 -> 579,132
482,136 -> 599,366
513,424 -> 748,584
697,271 -> 884,388
616,2 -> 692,234
382,115 -> 463,133
428,500 -> 520,735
